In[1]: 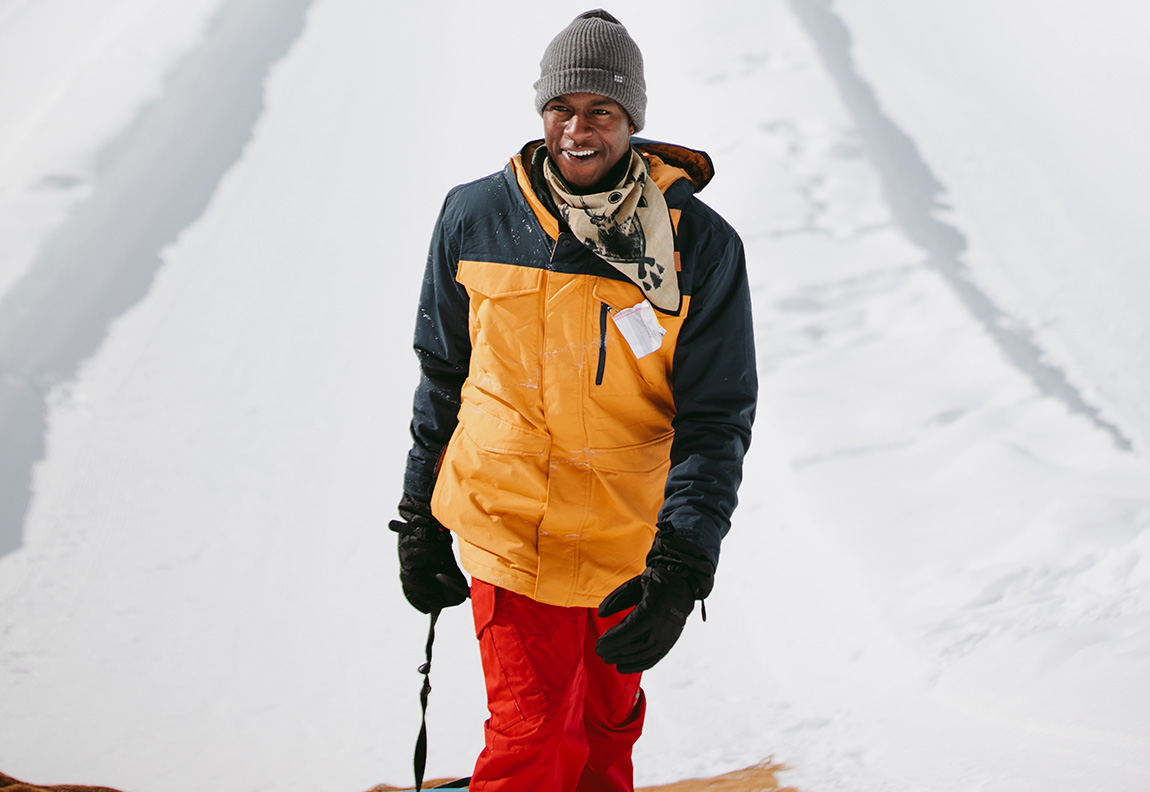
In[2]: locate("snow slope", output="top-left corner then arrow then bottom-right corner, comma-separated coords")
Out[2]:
832,0 -> 1150,453
1,1 -> 1148,790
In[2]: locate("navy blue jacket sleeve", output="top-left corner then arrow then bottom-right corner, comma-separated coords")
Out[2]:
402,191 -> 471,506
659,206 -> 757,567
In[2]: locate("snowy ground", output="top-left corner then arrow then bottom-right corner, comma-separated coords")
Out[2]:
1,1 -> 1148,791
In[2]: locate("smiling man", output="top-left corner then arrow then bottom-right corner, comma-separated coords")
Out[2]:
392,9 -> 757,792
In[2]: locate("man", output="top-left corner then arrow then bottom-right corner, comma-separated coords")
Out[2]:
392,9 -> 756,791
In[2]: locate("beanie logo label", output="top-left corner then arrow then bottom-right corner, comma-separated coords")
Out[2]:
614,73 -> 625,83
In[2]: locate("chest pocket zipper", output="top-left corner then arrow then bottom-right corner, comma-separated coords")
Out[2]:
596,302 -> 610,386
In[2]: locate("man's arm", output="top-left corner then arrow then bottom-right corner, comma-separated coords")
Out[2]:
393,193 -> 473,614
403,192 -> 472,505
596,210 -> 756,672
659,215 -> 758,567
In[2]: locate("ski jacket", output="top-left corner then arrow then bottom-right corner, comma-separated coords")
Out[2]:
403,139 -> 757,608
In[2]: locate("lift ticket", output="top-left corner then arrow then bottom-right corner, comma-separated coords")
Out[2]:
611,300 -> 666,359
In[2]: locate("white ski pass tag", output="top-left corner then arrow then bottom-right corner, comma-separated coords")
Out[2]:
611,300 -> 666,359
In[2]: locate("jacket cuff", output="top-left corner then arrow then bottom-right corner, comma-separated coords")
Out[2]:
649,523 -> 716,599
395,493 -> 448,535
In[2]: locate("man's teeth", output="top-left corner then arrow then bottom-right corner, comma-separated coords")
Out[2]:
567,150 -> 597,158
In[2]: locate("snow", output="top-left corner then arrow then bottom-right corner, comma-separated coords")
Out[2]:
1,1 -> 1148,791
829,0 -> 1150,452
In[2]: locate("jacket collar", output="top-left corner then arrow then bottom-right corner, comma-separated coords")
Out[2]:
509,138 -> 714,239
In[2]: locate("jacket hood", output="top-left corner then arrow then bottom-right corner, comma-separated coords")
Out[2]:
631,137 -> 715,192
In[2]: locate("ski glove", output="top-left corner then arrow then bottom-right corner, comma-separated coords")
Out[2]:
390,494 -> 469,614
596,525 -> 716,674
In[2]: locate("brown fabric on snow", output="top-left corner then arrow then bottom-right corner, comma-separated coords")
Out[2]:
637,760 -> 796,791
3,760 -> 795,791
0,772 -> 122,792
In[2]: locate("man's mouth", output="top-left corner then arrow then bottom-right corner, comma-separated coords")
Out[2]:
564,149 -> 598,160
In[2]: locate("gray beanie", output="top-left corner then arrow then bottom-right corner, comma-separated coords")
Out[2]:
534,9 -> 647,132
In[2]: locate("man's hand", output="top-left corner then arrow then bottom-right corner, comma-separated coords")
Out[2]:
390,495 -> 469,614
595,526 -> 715,674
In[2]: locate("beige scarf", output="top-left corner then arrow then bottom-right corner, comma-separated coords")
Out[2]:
544,149 -> 679,312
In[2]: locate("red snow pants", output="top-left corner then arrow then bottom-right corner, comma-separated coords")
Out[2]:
469,579 -> 646,792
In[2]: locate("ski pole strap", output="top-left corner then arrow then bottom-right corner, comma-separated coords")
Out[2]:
414,609 -> 439,792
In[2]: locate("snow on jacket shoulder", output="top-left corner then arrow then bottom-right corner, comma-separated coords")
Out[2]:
402,139 -> 756,608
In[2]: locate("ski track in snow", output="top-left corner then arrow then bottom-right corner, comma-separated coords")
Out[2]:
787,0 -> 1132,454
0,0 -> 317,555
1,1 -> 1148,791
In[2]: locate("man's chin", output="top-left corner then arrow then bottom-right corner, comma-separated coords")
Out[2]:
557,156 -> 605,188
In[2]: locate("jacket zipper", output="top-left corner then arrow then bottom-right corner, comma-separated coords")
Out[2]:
596,302 -> 610,386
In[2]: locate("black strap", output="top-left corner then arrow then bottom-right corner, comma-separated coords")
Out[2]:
414,609 -> 439,792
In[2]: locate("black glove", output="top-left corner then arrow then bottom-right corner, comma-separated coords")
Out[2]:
595,525 -> 716,674
390,494 -> 469,614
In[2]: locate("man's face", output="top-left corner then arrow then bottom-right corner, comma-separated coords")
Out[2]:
542,93 -> 636,190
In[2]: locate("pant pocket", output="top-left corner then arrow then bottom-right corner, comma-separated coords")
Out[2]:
475,584 -> 550,728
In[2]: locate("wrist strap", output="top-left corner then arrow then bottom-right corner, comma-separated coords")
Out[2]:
414,610 -> 438,792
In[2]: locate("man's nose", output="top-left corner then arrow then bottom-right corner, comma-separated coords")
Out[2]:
564,113 -> 592,139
